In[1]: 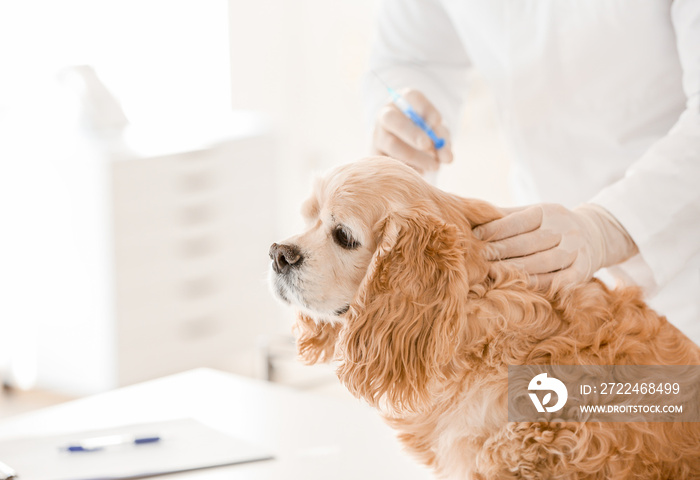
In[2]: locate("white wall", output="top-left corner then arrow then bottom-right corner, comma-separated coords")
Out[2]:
228,0 -> 513,241
228,0 -> 380,239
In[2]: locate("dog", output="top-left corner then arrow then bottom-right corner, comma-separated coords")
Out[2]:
268,157 -> 700,479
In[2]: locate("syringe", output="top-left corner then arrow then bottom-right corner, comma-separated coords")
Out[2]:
373,72 -> 445,150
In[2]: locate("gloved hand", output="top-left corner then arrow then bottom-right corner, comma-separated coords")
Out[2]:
473,203 -> 639,289
372,88 -> 452,175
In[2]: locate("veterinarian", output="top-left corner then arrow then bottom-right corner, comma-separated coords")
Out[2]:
364,1 -> 700,346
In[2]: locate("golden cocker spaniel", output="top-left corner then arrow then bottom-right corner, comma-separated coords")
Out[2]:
268,157 -> 700,479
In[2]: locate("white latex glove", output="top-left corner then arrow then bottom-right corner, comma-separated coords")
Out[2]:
473,203 -> 639,289
372,89 -> 453,175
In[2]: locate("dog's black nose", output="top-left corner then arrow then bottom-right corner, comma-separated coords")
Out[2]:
269,243 -> 303,274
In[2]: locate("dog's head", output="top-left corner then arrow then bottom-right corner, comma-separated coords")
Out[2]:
269,157 -> 502,412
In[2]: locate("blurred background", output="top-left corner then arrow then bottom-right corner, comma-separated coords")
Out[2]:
0,0 -> 511,415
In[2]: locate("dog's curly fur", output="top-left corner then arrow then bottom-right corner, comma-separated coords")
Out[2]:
282,157 -> 700,479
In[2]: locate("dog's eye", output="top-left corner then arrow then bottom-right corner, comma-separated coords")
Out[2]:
333,226 -> 360,250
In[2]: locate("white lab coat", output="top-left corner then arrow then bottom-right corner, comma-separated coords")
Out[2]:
365,0 -> 700,345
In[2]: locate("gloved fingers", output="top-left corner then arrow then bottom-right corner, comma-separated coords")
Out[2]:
400,88 -> 443,126
574,203 -> 639,269
378,104 -> 435,152
372,88 -> 453,175
500,206 -> 527,214
373,128 -> 439,173
484,230 -> 562,261
473,205 -> 543,242
496,248 -> 578,275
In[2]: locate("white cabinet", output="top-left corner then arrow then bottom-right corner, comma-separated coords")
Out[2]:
113,126 -> 282,388
2,112 -> 284,395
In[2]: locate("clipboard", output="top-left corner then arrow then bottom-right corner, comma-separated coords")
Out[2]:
0,418 -> 273,480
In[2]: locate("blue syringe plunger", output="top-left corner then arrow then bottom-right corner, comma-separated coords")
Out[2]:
381,81 -> 445,150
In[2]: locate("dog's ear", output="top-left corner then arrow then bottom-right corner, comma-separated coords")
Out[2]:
337,212 -> 471,414
293,312 -> 341,364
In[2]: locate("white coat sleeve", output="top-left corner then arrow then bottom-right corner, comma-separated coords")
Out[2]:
363,0 -> 472,134
590,0 -> 700,291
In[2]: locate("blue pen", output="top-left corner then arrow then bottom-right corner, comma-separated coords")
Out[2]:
63,434 -> 161,452
374,72 -> 445,150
